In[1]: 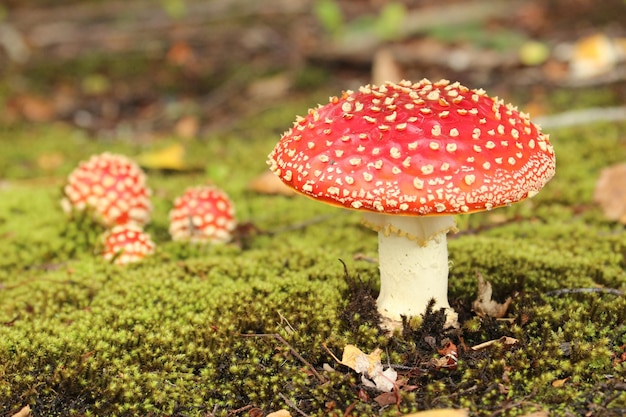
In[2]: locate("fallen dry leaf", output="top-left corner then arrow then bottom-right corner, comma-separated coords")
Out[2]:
552,377 -> 570,388
36,152 -> 65,171
432,340 -> 458,369
519,412 -> 549,417
136,143 -> 187,171
593,163 -> 626,224
11,405 -> 31,417
10,94 -> 55,122
341,344 -> 382,375
328,344 -> 398,392
266,410 -> 291,417
247,171 -> 298,196
166,40 -> 197,67
374,391 -> 398,407
470,336 -> 518,351
472,273 -> 512,318
400,409 -> 469,417
569,34 -> 626,79
174,115 -> 200,139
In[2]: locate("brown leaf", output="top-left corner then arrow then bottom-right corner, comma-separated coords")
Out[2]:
11,94 -> 55,122
434,341 -> 458,369
174,115 -> 200,139
593,163 -> 626,224
247,171 -> 298,196
248,408 -> 264,417
374,391 -> 398,407
166,41 -> 196,67
472,273 -> 512,318
437,340 -> 457,357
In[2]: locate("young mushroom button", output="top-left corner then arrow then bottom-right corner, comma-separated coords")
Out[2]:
169,185 -> 237,244
267,79 -> 556,330
103,224 -> 156,265
61,152 -> 152,227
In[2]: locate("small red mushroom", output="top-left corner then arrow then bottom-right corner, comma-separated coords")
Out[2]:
268,79 -> 556,329
102,224 -> 155,265
61,152 -> 152,227
168,185 -> 237,243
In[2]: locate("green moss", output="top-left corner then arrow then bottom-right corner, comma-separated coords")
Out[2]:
0,90 -> 626,416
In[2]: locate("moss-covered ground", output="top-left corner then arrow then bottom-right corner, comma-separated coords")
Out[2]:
1,85 -> 626,417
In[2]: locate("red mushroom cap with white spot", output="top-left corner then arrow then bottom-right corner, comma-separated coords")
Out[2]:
62,152 -> 152,227
168,185 -> 236,243
103,224 -> 155,265
268,79 -> 555,215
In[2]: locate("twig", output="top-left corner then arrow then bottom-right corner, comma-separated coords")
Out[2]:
278,392 -> 310,417
227,404 -> 252,416
544,288 -> 624,297
277,311 -> 296,334
534,106 -> 626,130
353,253 -> 378,263
489,399 -> 546,417
241,333 -> 325,383
321,342 -> 342,365
309,0 -> 525,62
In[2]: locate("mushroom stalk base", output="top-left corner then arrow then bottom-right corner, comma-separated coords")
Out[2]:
363,213 -> 458,330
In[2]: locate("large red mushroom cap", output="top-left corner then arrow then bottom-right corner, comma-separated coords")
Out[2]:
168,185 -> 237,244
62,152 -> 152,227
102,223 -> 155,265
268,79 -> 555,216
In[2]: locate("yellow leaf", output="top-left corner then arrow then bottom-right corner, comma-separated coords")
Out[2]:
341,344 -> 382,375
11,405 -> 31,417
137,143 -> 186,171
266,411 -> 291,417
570,34 -> 623,79
552,377 -> 570,388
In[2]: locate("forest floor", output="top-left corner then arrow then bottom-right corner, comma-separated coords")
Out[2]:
1,0 -> 626,416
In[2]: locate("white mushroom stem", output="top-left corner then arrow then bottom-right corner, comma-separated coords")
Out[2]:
362,212 -> 459,328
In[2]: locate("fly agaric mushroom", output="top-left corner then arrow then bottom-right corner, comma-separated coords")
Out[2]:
103,223 -> 155,265
61,152 -> 152,227
168,185 -> 237,243
268,79 -> 555,329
